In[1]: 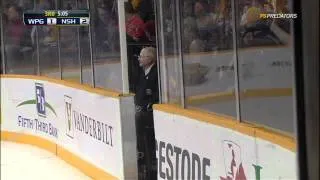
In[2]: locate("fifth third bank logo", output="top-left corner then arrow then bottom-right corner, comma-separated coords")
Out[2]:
64,95 -> 74,138
35,83 -> 46,117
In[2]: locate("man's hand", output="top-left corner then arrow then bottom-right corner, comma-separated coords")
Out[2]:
147,103 -> 153,111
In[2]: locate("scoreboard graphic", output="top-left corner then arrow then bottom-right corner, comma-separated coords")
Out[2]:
23,10 -> 90,26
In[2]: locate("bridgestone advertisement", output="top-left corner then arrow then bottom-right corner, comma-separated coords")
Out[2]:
153,109 -> 296,180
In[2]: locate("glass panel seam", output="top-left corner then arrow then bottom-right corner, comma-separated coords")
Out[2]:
56,0 -> 62,80
154,0 -> 162,103
87,0 -> 95,88
231,0 -> 242,122
118,0 -> 129,94
0,7 -> 5,74
175,0 -> 186,108
76,0 -> 82,84
36,27 -> 40,75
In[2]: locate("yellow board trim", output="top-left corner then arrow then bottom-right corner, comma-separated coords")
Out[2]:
187,88 -> 292,105
153,104 -> 296,152
0,74 -> 124,98
56,144 -> 117,180
160,44 -> 290,59
1,131 -> 117,180
1,131 -> 57,154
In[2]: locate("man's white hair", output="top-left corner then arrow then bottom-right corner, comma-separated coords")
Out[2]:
141,47 -> 157,62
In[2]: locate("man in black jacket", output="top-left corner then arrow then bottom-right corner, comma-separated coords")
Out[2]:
134,47 -> 158,180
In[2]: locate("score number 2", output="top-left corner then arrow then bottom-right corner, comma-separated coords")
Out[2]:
80,17 -> 90,25
58,10 -> 68,16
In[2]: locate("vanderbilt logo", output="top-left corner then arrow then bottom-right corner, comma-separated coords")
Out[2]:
63,95 -> 114,146
64,95 -> 74,138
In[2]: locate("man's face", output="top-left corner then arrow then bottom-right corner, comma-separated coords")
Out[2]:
98,8 -> 109,24
183,2 -> 193,16
138,49 -> 153,67
243,6 -> 248,13
194,2 -> 205,17
8,7 -> 19,21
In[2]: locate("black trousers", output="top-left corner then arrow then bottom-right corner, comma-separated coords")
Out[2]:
135,111 -> 157,180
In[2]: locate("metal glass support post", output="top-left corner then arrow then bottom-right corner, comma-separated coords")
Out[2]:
57,28 -> 62,79
293,0 -> 319,179
56,0 -> 62,80
157,0 -> 169,103
175,0 -> 186,108
118,0 -> 129,94
231,0 -> 242,122
87,0 -> 95,87
0,4 -> 5,74
153,0 -> 162,103
34,3 -> 40,75
35,27 -> 40,75
76,0 -> 82,84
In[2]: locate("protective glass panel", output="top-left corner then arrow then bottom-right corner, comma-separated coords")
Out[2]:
237,0 -> 295,134
182,0 -> 237,118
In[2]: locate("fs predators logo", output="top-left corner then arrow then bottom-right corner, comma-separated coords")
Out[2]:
220,140 -> 263,180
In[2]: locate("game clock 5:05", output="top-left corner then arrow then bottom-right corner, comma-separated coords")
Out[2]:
57,10 -> 69,16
